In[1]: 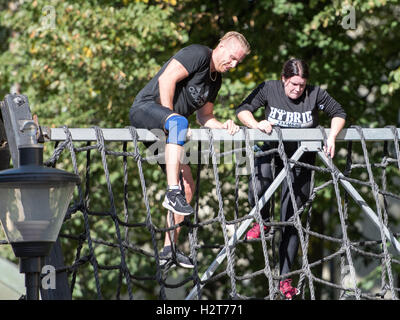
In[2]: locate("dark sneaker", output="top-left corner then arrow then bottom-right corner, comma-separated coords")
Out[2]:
245,222 -> 270,240
159,245 -> 194,269
280,279 -> 300,300
162,189 -> 194,216
159,246 -> 174,269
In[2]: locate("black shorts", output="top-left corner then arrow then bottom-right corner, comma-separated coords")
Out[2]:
130,101 -> 177,176
129,101 -> 175,131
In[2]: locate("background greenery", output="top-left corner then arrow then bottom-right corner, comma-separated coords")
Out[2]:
0,0 -> 399,299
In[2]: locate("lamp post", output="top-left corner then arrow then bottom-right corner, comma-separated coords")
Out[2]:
0,121 -> 80,300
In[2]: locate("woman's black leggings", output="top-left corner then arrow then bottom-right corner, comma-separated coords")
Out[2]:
248,142 -> 315,276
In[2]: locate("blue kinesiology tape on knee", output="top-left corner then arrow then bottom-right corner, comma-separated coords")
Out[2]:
164,115 -> 188,146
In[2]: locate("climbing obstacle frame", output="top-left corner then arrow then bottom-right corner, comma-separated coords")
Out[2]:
1,94 -> 400,300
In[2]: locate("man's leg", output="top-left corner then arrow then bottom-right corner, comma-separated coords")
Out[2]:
161,164 -> 195,268
165,143 -> 183,187
164,164 -> 195,247
130,103 -> 194,267
162,114 -> 194,215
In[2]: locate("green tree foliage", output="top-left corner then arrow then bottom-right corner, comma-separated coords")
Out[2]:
0,0 -> 187,128
0,0 -> 399,299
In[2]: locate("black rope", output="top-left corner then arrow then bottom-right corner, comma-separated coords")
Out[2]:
3,126 -> 396,300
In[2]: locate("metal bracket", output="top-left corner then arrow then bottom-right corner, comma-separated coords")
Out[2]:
0,94 -> 49,166
300,140 -> 322,152
0,94 -> 34,167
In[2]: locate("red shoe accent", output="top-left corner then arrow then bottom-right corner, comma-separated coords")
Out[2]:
280,279 -> 299,300
245,223 -> 269,240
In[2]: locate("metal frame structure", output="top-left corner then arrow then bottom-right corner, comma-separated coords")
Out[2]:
1,94 -> 399,300
50,125 -> 400,300
185,140 -> 400,300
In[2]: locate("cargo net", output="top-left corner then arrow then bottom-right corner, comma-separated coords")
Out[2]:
38,125 -> 400,300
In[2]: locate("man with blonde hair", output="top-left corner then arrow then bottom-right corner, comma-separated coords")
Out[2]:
130,31 -> 250,268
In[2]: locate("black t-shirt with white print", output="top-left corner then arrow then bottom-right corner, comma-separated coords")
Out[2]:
236,80 -> 346,161
235,80 -> 346,128
133,44 -> 222,118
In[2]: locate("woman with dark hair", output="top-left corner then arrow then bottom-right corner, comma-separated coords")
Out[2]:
235,58 -> 346,299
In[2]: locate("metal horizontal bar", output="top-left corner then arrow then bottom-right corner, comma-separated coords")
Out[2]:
49,127 -> 400,142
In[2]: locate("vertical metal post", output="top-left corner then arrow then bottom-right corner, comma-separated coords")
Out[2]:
20,257 -> 42,300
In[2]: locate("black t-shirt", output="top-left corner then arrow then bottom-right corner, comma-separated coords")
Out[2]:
235,80 -> 346,128
133,44 -> 222,118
